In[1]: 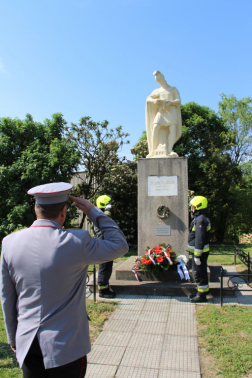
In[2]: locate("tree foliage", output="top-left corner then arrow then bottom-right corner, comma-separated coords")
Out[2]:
97,160 -> 138,244
225,164 -> 252,241
218,94 -> 252,165
65,116 -> 130,228
0,113 -> 80,241
130,131 -> 148,160
176,102 -> 241,242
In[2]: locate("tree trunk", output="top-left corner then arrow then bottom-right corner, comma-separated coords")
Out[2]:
79,213 -> 86,229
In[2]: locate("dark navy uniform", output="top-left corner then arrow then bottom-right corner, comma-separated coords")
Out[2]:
94,204 -> 115,297
187,208 -> 211,297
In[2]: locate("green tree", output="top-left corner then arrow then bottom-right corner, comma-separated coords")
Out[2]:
97,160 -> 138,244
0,113 -> 80,241
65,116 -> 130,228
130,131 -> 148,160
225,162 -> 252,241
218,94 -> 252,165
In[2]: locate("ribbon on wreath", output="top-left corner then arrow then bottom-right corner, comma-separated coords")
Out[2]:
147,249 -> 156,264
132,267 -> 140,281
132,259 -> 141,281
163,251 -> 173,265
177,258 -> 190,280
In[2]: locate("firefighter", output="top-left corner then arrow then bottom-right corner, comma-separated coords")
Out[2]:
187,196 -> 211,303
95,195 -> 116,298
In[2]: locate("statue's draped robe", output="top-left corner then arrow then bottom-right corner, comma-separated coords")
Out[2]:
146,86 -> 182,154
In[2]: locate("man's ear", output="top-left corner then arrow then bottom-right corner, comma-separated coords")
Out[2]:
62,204 -> 67,218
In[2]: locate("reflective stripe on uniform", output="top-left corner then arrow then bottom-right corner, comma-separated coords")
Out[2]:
98,285 -> 109,290
197,284 -> 209,293
187,244 -> 194,253
194,244 -> 209,256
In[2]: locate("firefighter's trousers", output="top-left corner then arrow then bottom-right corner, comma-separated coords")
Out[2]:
98,261 -> 113,290
192,252 -> 209,296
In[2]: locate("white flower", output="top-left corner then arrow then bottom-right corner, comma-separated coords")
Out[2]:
177,255 -> 188,264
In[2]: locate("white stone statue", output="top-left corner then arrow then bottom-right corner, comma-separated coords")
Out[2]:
146,71 -> 182,158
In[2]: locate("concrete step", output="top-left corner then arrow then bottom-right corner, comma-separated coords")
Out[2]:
88,258 -> 235,297
115,256 -> 201,282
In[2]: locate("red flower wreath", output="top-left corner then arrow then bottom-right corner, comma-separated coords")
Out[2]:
157,256 -> 164,263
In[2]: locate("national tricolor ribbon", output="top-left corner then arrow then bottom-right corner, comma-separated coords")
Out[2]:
147,249 -> 156,264
164,251 -> 173,265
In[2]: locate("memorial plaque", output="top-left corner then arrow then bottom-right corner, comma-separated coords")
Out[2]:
155,225 -> 171,236
148,176 -> 178,196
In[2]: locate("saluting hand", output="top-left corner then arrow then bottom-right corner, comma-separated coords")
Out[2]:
69,196 -> 95,215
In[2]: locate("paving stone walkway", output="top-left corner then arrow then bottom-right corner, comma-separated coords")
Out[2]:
85,266 -> 252,378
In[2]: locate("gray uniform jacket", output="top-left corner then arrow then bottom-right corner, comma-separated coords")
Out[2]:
0,207 -> 128,369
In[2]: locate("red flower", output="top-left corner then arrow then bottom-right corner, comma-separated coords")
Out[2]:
167,253 -> 171,257
157,256 -> 164,263
146,259 -> 152,265
155,250 -> 163,254
141,258 -> 148,265
166,248 -> 172,252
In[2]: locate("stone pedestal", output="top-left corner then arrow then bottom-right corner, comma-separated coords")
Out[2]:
138,157 -> 188,257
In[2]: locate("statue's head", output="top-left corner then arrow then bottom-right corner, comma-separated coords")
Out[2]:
153,70 -> 167,86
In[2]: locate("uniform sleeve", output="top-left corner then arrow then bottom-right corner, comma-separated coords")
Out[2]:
194,220 -> 206,257
83,207 -> 129,264
0,250 -> 17,346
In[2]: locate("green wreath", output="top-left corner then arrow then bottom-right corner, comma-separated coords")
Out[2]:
156,204 -> 170,219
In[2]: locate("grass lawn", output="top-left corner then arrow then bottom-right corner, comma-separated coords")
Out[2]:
0,300 -> 118,377
0,307 -> 22,378
196,304 -> 252,378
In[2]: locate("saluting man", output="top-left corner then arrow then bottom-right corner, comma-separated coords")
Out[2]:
0,182 -> 128,377
187,196 -> 211,303
95,194 -> 116,298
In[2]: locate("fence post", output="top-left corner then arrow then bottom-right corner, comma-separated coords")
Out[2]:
248,253 -> 251,284
220,267 -> 223,307
93,265 -> 96,302
234,243 -> 236,266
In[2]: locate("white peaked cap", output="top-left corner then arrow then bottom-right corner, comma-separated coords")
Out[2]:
27,182 -> 73,204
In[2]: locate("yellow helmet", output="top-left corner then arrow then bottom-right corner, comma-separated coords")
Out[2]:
96,195 -> 112,209
190,196 -> 208,210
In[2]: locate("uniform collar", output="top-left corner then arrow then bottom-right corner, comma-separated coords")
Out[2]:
31,219 -> 62,229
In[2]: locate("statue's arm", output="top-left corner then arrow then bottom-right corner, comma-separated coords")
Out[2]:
169,88 -> 181,106
146,90 -> 160,103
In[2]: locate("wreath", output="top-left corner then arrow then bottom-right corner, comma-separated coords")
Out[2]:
132,244 -> 177,279
156,204 -> 170,219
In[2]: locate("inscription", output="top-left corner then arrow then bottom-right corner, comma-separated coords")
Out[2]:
148,176 -> 178,196
155,225 -> 171,236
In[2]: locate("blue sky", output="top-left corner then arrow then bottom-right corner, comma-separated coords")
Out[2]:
0,0 -> 251,159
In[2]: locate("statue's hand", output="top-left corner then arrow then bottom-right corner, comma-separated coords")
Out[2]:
162,101 -> 171,110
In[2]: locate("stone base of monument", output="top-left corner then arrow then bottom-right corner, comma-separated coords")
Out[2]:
88,256 -> 235,297
115,256 -> 197,282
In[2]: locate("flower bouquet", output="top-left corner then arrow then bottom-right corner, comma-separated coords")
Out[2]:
132,243 -> 177,281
